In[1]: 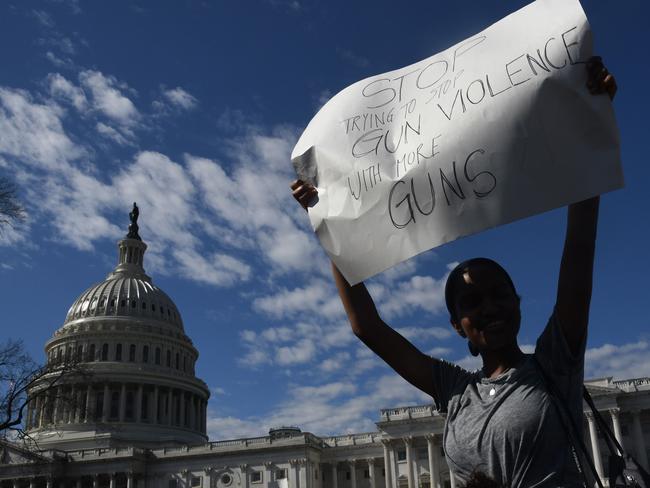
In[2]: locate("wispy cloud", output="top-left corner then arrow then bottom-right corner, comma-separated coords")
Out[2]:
163,87 -> 198,110
585,340 -> 650,380
337,48 -> 370,69
207,373 -> 430,440
48,73 -> 88,112
79,70 -> 139,127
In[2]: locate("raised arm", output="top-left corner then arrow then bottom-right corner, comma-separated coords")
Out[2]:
555,57 -> 616,356
290,180 -> 436,397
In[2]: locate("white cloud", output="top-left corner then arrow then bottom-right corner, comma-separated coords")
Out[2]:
276,338 -> 317,365
45,51 -> 74,69
0,87 -> 84,170
32,10 -> 54,28
252,281 -> 343,319
186,126 -> 328,275
79,70 -> 139,126
395,326 -> 453,341
337,48 -> 370,68
173,248 -> 251,286
96,122 -> 132,146
207,374 -> 430,440
206,415 -> 265,440
320,352 -> 351,373
163,87 -> 198,110
427,346 -> 454,358
585,341 -> 650,380
454,353 -> 482,372
48,73 -> 88,112
260,327 -> 293,343
372,272 -> 449,319
210,386 -> 227,396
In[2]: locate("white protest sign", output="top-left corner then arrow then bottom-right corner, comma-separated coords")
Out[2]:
291,0 -> 623,285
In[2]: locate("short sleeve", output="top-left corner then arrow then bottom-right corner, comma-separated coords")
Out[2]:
534,310 -> 586,422
431,358 -> 473,413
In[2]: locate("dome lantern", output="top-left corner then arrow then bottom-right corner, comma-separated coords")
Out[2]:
109,202 -> 151,282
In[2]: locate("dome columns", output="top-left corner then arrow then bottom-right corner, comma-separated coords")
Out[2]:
26,381 -> 208,438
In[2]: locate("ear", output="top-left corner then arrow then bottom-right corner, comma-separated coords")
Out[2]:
450,319 -> 466,338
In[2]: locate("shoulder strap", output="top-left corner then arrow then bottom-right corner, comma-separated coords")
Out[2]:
582,387 -> 650,487
532,356 -> 604,488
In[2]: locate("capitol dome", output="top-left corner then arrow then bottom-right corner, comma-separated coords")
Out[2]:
24,204 -> 210,450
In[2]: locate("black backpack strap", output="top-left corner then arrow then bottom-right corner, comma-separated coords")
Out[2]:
532,355 -> 604,488
583,387 -> 650,487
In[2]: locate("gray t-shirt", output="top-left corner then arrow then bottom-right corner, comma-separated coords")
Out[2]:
431,312 -> 586,488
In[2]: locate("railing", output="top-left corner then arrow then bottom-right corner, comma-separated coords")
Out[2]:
612,377 -> 650,392
321,433 -> 382,447
66,446 -> 142,460
379,404 -> 436,421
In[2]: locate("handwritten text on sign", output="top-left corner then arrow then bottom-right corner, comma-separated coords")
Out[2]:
291,0 -> 622,285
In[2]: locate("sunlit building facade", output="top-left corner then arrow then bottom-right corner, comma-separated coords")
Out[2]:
1,214 -> 649,487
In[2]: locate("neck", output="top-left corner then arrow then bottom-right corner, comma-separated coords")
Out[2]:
480,343 -> 525,379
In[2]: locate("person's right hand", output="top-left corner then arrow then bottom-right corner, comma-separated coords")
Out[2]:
290,179 -> 318,211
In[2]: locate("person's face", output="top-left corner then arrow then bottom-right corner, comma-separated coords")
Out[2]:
450,263 -> 521,354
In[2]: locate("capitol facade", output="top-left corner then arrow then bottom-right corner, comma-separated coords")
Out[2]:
1,210 -> 649,488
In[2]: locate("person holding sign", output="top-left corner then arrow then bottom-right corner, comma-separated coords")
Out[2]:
291,57 -> 616,487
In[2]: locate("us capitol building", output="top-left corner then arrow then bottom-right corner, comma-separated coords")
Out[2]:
1,207 -> 649,488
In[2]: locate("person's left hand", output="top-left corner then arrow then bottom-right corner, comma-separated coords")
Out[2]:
586,56 -> 617,101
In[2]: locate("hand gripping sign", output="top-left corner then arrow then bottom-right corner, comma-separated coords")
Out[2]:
291,0 -> 623,285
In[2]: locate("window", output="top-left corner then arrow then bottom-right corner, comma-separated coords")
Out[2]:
397,449 -> 406,462
101,343 -> 108,361
346,472 -> 350,481
251,471 -> 262,484
129,344 -> 136,362
418,447 -> 428,460
76,345 -> 83,361
125,391 -> 134,420
95,392 -> 104,419
143,345 -> 149,363
275,469 -> 287,480
191,477 -> 202,487
175,352 -> 180,370
382,469 -> 385,477
110,391 -> 119,419
183,356 -> 187,372
167,350 -> 171,367
88,344 -> 96,361
115,343 -> 122,361
142,393 -> 149,420
364,470 -> 370,479
168,480 -> 178,488
221,474 -> 232,486
155,347 -> 161,365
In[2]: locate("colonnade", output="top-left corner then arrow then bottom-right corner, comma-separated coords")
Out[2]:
330,435 -> 453,488
24,383 -> 207,434
586,407 -> 649,482
1,472 -> 138,488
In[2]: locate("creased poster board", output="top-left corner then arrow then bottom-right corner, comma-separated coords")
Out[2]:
291,0 -> 622,285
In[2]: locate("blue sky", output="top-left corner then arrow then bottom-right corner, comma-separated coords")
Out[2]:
0,0 -> 648,440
